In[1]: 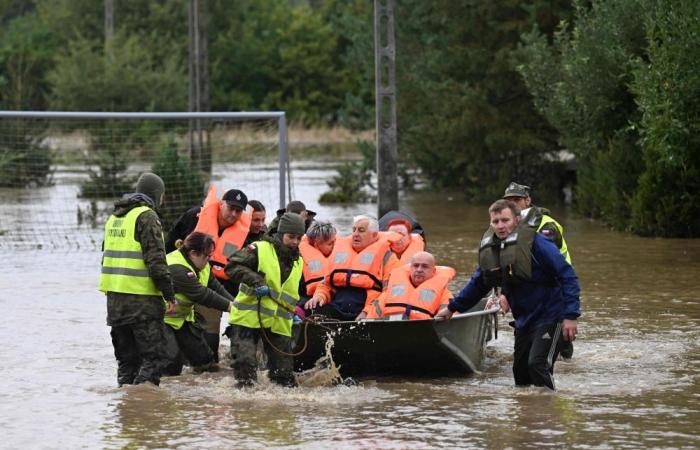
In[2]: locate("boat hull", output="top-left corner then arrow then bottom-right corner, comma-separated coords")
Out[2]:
293,301 -> 497,377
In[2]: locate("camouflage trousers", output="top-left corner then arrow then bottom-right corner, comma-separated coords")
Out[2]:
162,321 -> 215,376
195,304 -> 223,363
110,318 -> 168,386
226,325 -> 296,387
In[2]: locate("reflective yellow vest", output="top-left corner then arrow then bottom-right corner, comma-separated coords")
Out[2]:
537,215 -> 571,264
99,206 -> 161,296
228,241 -> 303,337
164,249 -> 210,330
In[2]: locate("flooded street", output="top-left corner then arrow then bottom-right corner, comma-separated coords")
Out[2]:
1,160 -> 699,449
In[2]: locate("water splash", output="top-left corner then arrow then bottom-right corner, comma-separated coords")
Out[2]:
295,333 -> 344,388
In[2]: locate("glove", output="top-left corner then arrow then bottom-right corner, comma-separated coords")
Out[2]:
253,285 -> 271,299
294,305 -> 306,321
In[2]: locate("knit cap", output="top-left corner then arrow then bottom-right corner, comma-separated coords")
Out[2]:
135,172 -> 165,205
277,212 -> 305,235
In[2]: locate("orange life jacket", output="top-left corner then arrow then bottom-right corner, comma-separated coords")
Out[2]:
299,235 -> 331,296
370,264 -> 455,320
326,236 -> 394,292
381,232 -> 425,264
193,186 -> 252,280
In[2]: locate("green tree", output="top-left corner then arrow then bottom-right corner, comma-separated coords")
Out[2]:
0,13 -> 56,110
319,0 -> 374,130
630,0 -> 700,237
396,0 -> 573,204
152,136 -> 204,230
516,0 -> 648,226
48,31 -> 185,112
210,0 -> 340,124
0,122 -> 53,187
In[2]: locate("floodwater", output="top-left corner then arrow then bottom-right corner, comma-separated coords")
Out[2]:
1,160 -> 699,449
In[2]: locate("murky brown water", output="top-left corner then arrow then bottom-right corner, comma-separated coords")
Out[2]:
1,161 -> 699,449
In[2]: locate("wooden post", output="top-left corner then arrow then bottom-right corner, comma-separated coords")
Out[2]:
188,0 -> 212,174
374,0 -> 399,217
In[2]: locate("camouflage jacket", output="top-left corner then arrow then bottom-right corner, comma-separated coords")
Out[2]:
523,205 -> 564,250
105,194 -> 175,326
224,235 -> 307,299
170,249 -> 233,312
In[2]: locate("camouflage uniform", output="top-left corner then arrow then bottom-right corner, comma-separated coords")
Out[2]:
523,206 -> 564,249
162,254 -> 233,375
165,205 -> 238,361
105,194 -> 175,386
224,235 -> 301,387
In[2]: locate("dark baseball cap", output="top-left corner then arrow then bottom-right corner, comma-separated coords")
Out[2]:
222,189 -> 248,209
503,182 -> 530,199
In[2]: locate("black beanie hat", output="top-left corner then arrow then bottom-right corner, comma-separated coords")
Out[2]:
135,172 -> 165,205
277,212 -> 305,235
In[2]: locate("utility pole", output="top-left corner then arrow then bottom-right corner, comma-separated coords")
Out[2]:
374,0 -> 399,217
104,0 -> 114,57
188,0 -> 211,174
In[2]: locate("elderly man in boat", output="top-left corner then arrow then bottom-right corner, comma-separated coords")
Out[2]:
360,251 -> 455,320
304,214 -> 399,321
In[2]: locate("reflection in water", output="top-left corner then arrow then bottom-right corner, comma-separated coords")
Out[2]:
1,161 -> 699,448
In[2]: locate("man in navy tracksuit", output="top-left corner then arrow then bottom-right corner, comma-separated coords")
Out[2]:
437,199 -> 580,390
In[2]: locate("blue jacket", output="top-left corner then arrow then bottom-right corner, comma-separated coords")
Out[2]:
448,233 -> 580,331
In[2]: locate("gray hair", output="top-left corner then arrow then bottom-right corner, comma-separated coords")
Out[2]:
306,220 -> 336,244
353,214 -> 379,232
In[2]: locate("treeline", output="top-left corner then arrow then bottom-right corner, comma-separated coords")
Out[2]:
1,0 -> 698,236
0,0 -> 374,125
516,0 -> 700,237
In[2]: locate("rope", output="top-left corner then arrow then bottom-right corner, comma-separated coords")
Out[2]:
255,296 -> 339,357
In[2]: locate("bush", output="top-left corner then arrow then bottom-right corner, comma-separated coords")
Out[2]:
79,124 -> 134,199
395,0 -> 572,204
515,0 -> 649,227
318,161 -> 373,204
152,136 -> 205,231
319,140 -> 375,204
0,130 -> 53,188
629,0 -> 700,237
517,0 -> 700,236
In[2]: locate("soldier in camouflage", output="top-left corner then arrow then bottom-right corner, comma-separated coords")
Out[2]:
99,173 -> 176,387
225,212 -> 306,387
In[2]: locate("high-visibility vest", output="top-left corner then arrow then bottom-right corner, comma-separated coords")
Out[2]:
523,207 -> 572,264
194,186 -> 252,280
537,215 -> 571,264
164,249 -> 210,330
99,206 -> 162,296
370,264 -> 455,320
228,241 -> 303,337
299,235 -> 330,296
327,236 -> 393,292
